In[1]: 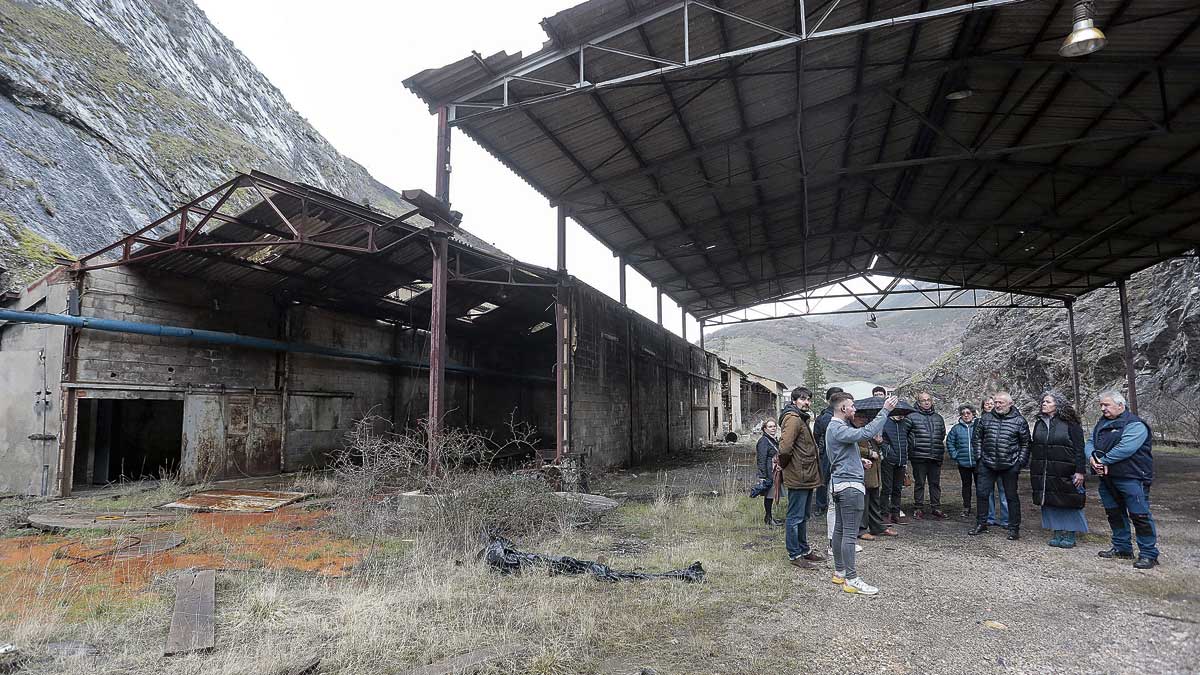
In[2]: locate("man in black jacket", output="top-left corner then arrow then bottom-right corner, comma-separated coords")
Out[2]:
811,386 -> 843,517
969,392 -> 1031,540
902,392 -> 947,519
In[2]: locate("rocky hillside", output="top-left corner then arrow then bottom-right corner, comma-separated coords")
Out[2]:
899,258 -> 1200,439
707,283 -> 977,387
0,0 -> 406,286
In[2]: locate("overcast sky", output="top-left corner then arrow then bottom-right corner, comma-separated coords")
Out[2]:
195,0 -> 873,340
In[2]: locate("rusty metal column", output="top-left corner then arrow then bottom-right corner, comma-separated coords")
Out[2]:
699,319 -> 706,351
427,233 -> 449,473
427,106 -> 452,473
555,205 -> 568,461
656,289 -> 663,325
1117,279 -> 1138,414
618,258 -> 627,306
1066,301 -> 1082,406
681,307 -> 687,341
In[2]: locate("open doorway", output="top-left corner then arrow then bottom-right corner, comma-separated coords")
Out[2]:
74,398 -> 184,485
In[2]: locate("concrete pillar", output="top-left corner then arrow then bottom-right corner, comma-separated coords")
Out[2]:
1117,279 -> 1138,414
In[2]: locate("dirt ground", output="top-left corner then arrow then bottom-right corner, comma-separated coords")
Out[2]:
0,444 -> 1195,674
593,442 -> 1200,673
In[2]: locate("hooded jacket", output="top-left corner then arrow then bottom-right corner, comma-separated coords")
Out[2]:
903,407 -> 947,462
972,407 -> 1032,470
777,404 -> 822,490
881,416 -> 909,466
946,420 -> 977,467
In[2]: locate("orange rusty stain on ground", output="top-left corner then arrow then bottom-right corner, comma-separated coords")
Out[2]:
0,507 -> 363,619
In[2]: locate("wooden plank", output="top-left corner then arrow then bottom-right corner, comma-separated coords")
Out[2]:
400,644 -> 527,675
164,570 -> 215,656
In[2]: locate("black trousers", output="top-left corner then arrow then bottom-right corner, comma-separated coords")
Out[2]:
880,461 -> 905,514
957,465 -> 977,510
859,486 -> 886,534
976,464 -> 1021,528
911,460 -> 942,510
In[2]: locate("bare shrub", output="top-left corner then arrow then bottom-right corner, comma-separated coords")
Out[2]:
330,414 -> 583,556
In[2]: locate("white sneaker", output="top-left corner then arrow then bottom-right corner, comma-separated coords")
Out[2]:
842,577 -> 879,596
827,544 -> 864,555
855,544 -> 864,553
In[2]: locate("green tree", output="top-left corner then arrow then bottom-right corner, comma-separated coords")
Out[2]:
804,344 -> 826,393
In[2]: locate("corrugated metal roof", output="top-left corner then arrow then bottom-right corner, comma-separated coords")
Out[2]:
405,0 -> 1200,318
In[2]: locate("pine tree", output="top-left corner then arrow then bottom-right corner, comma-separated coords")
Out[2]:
804,344 -> 826,393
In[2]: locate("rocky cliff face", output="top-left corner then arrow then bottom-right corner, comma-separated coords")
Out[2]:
0,0 -> 406,285
899,258 -> 1200,439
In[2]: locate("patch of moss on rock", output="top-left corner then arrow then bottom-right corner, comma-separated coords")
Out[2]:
0,211 -> 73,286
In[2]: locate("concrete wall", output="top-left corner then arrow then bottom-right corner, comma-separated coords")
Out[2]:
568,281 -> 717,472
0,272 -> 69,495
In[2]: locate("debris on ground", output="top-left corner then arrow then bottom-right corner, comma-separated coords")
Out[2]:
0,644 -> 26,673
26,509 -> 183,532
163,488 -> 311,512
54,531 -> 184,565
482,537 -> 705,583
164,570 -> 216,656
552,491 -> 619,513
44,642 -> 99,659
980,620 -> 1008,630
400,643 -> 528,675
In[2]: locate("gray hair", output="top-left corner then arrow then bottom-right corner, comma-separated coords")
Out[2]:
1098,390 -> 1127,406
994,391 -> 1013,402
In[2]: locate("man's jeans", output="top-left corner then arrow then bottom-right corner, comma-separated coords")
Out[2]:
976,464 -> 1021,529
1098,478 -> 1159,559
987,475 -> 1009,526
785,487 -> 815,559
880,461 -> 904,514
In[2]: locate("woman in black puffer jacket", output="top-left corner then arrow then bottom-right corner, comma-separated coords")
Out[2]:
1030,391 -> 1088,548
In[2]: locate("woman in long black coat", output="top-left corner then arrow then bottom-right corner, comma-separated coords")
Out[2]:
751,419 -> 783,526
1029,391 -> 1089,548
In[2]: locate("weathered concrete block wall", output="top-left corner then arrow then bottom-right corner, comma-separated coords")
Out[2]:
0,274 -> 69,495
569,282 -> 716,471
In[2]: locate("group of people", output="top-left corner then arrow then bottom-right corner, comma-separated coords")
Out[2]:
754,385 -> 1160,596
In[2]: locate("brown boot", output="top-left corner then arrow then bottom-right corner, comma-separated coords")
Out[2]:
790,558 -> 818,570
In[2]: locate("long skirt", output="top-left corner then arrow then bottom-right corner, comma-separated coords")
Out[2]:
1041,505 -> 1088,533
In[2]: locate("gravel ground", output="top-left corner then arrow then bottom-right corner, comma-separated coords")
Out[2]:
594,443 -> 1200,674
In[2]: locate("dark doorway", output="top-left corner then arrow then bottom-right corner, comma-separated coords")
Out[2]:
74,399 -> 183,485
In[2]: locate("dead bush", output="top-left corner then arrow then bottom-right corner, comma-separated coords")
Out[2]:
330,415 -> 584,555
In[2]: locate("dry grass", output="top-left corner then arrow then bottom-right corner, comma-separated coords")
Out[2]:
1,457 -> 773,674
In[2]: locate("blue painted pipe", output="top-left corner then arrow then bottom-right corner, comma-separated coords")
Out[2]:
0,308 -> 552,383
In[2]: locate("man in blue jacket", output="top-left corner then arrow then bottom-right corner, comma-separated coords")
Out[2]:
1088,391 -> 1159,569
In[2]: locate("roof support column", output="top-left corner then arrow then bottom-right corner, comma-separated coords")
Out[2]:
699,319 -> 706,351
556,205 -> 569,462
426,232 -> 449,474
1117,279 -> 1138,414
682,307 -> 688,340
427,105 -> 453,474
1066,300 -> 1081,406
619,258 -> 627,306
657,290 -> 663,325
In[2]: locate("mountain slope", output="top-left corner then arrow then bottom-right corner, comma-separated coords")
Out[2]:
0,0 -> 403,285
707,282 -> 977,387
899,258 -> 1200,438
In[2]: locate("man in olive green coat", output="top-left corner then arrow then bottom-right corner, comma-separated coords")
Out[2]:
778,386 -> 827,569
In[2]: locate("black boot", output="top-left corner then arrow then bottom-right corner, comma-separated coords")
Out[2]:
968,524 -> 988,536
1007,527 -> 1020,541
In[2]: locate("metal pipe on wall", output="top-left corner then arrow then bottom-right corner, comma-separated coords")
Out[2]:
1116,279 -> 1139,414
0,309 -> 552,383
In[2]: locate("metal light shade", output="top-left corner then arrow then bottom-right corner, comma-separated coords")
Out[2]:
1060,19 -> 1106,57
865,313 -> 879,329
945,88 -> 973,101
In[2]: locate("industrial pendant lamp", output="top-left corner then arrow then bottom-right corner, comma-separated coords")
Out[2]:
1060,0 -> 1107,58
865,313 -> 879,329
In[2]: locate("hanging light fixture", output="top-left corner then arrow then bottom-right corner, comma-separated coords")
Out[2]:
1060,0 -> 1107,58
865,313 -> 879,329
945,88 -> 974,101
